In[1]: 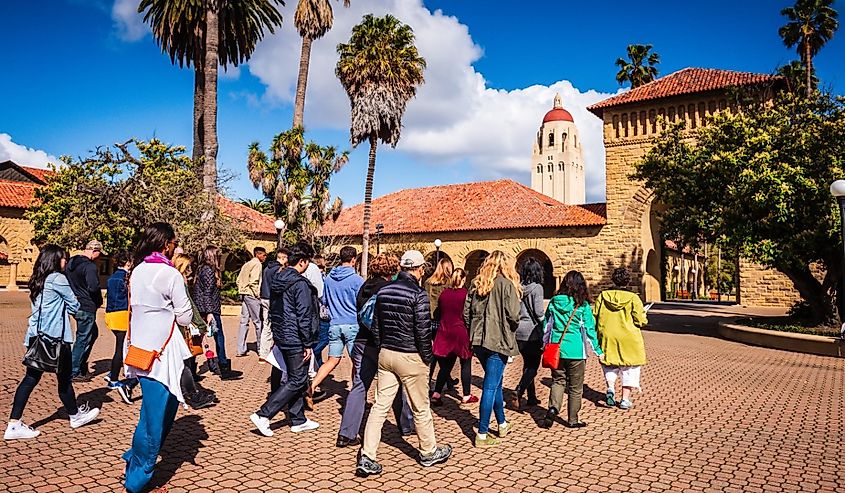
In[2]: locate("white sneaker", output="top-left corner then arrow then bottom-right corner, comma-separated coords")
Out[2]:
4,421 -> 40,440
290,419 -> 319,433
69,403 -> 100,429
250,413 -> 273,437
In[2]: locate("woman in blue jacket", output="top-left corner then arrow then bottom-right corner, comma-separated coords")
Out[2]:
5,245 -> 101,440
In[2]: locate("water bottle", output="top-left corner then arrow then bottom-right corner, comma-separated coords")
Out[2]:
205,344 -> 219,374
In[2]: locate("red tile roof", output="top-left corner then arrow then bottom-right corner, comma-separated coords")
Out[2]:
216,196 -> 276,235
0,180 -> 39,209
588,68 -> 781,117
20,166 -> 54,184
321,180 -> 606,236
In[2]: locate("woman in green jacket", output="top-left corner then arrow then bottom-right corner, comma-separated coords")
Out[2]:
594,268 -> 647,411
541,270 -> 602,429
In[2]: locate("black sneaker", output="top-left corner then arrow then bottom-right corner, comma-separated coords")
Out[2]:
418,444 -> 452,467
356,452 -> 382,476
541,407 -> 558,429
187,390 -> 216,410
336,435 -> 361,448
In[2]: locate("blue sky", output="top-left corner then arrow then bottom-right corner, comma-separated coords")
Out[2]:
2,0 -> 843,207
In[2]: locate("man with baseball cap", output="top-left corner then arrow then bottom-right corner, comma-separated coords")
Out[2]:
356,250 -> 452,476
68,240 -> 106,380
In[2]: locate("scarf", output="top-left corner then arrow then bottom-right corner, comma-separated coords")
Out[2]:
144,252 -> 174,267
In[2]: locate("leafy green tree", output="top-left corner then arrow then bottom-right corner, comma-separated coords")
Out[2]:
777,60 -> 819,95
138,0 -> 284,190
292,0 -> 349,129
247,127 -> 347,244
779,0 -> 839,97
633,92 -> 845,323
336,14 -> 426,276
615,44 -> 660,88
28,140 -> 243,255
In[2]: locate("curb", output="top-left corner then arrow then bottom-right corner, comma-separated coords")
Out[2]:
718,321 -> 844,358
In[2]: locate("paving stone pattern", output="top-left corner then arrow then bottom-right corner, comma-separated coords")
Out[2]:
0,293 -> 842,492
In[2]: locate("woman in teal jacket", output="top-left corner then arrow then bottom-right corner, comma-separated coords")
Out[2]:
541,270 -> 602,429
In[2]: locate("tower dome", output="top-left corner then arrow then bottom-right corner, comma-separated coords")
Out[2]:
543,94 -> 574,123
530,93 -> 585,205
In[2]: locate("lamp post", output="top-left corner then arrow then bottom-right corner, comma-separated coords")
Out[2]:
274,219 -> 285,250
830,180 -> 845,322
375,223 -> 384,254
434,238 -> 442,264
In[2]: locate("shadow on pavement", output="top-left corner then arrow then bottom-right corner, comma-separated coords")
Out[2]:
153,415 -> 209,488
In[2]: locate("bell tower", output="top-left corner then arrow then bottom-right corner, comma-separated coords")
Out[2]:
530,93 -> 586,204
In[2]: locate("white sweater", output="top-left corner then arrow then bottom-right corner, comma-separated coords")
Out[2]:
125,261 -> 193,403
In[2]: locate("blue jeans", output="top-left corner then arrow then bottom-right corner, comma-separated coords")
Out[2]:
475,346 -> 507,434
204,312 -> 229,366
123,377 -> 179,493
314,321 -> 330,369
327,324 -> 358,358
71,310 -> 98,377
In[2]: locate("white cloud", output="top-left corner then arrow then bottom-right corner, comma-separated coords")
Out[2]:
0,134 -> 59,169
112,0 -> 148,42
247,0 -> 621,202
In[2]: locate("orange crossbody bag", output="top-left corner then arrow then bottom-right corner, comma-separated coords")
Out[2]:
125,310 -> 176,372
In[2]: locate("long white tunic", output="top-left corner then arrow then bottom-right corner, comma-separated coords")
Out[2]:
125,262 -> 193,403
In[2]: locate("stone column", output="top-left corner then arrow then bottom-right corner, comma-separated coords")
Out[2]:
7,262 -> 19,291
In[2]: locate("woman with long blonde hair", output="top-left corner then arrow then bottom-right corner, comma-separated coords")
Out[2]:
463,251 -> 521,448
431,268 -> 478,406
424,257 -> 454,384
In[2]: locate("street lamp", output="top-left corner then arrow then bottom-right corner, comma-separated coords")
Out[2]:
434,238 -> 442,264
274,219 -> 285,250
375,223 -> 384,254
830,180 -> 845,322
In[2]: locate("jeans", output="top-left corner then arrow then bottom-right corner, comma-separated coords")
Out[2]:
258,299 -> 273,359
71,310 -> 98,376
204,312 -> 229,366
123,378 -> 179,493
327,324 -> 358,358
475,346 -> 507,435
549,359 -> 586,423
237,295 -> 262,355
516,339 -> 543,401
11,343 -> 77,420
313,321 -> 330,369
257,348 -> 309,426
434,355 -> 472,396
338,342 -> 415,440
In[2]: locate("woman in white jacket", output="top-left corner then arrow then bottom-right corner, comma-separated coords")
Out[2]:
122,223 -> 193,493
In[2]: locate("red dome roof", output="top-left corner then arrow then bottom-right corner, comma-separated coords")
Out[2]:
543,108 -> 574,123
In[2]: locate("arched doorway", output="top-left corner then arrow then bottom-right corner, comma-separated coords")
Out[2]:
423,251 -> 453,284
644,249 -> 661,302
516,249 -> 556,299
463,250 -> 489,289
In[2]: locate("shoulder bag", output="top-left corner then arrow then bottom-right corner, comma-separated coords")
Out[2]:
541,309 -> 577,369
22,289 -> 69,373
124,313 -> 177,372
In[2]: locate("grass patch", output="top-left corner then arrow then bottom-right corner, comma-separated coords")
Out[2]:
741,317 -> 841,337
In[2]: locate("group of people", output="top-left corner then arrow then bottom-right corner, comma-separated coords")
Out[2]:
5,221 -> 650,492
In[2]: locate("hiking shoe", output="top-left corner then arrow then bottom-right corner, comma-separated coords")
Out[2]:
606,390 -> 616,407
497,421 -> 515,438
4,421 -> 40,440
116,382 -> 134,404
541,407 -> 558,429
291,419 -> 320,433
250,413 -> 273,437
474,434 -> 499,448
186,391 -> 215,410
619,399 -> 633,411
419,444 -> 452,467
69,403 -> 100,429
356,452 -> 382,476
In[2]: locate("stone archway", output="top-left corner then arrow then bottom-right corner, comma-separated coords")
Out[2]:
644,248 -> 661,302
463,250 -> 489,289
516,248 -> 556,298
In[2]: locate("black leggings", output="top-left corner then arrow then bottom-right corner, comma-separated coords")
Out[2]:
434,354 -> 472,396
11,345 -> 78,420
516,339 -> 543,401
110,330 -> 127,382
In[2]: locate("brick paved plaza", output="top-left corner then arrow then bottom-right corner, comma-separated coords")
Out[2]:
1,291 -> 843,492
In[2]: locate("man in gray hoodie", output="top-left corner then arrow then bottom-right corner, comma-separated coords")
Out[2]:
67,240 -> 105,380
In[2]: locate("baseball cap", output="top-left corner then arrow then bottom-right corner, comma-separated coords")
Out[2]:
85,240 -> 106,254
400,250 -> 426,268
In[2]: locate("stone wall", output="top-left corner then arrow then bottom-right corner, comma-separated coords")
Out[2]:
0,207 -> 38,289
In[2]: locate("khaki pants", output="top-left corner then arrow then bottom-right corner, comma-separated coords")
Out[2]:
258,299 -> 273,360
362,349 -> 437,461
549,358 -> 586,424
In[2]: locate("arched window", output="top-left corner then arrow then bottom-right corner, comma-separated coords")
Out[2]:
547,164 -> 552,173
612,114 -> 619,139
548,132 -> 554,148
574,135 -> 578,148
561,132 -> 567,151
558,162 -> 564,171
631,112 -> 638,136
536,164 -> 542,173
688,104 -> 697,129
668,107 -> 676,122
649,109 -> 657,133
698,102 -> 706,123
622,113 -> 629,138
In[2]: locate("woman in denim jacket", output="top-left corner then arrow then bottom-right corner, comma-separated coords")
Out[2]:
5,245 -> 101,440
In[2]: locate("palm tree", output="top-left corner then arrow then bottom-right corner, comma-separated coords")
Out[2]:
779,0 -> 839,97
336,14 -> 426,277
615,44 -> 660,88
292,0 -> 350,129
138,0 -> 284,191
777,60 -> 819,95
238,198 -> 274,215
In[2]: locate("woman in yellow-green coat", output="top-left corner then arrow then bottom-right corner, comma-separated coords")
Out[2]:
594,268 -> 647,411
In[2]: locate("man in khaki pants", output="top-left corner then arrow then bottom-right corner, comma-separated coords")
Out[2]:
357,250 -> 452,476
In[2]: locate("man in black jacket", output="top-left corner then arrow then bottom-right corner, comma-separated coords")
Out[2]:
357,250 -> 452,476
67,240 -> 105,380
250,243 -> 320,435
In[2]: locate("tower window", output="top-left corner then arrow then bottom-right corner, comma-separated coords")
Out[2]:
536,164 -> 542,173
574,135 -> 578,148
561,132 -> 567,151
548,132 -> 554,148
547,164 -> 552,172
558,162 -> 564,171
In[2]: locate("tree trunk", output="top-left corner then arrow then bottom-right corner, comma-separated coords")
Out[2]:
360,133 -> 377,278
202,2 -> 220,195
805,41 -> 813,98
192,63 -> 205,169
292,36 -> 313,130
779,263 -> 836,324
